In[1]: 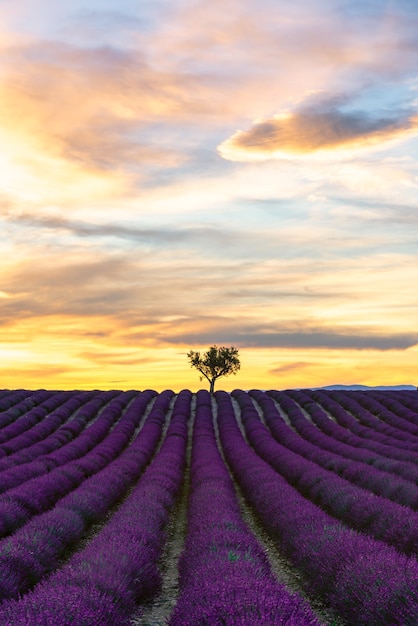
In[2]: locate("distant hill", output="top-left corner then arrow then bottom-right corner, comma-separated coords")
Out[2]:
315,384 -> 416,391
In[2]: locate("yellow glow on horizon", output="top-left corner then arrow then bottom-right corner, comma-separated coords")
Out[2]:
0,312 -> 417,391
0,344 -> 416,392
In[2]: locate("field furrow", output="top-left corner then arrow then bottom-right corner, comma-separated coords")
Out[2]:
0,388 -> 417,625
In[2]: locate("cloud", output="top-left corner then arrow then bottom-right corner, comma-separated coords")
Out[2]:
218,97 -> 418,161
152,0 -> 418,94
2,2 -> 418,213
164,326 -> 418,351
6,210 -> 325,260
269,361 -> 314,375
0,365 -> 72,378
0,254 -> 138,323
0,36 -> 226,211
149,313 -> 418,352
1,241 -> 416,336
78,350 -> 155,367
4,212 -> 237,248
330,196 -> 418,226
0,41 -> 191,167
71,10 -> 144,33
243,332 -> 418,350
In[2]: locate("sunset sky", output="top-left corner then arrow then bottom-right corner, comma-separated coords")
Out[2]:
1,0 -> 418,391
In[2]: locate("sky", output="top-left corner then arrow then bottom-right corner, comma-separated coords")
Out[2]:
1,0 -> 418,391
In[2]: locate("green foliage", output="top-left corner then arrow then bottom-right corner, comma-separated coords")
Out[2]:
187,345 -> 240,394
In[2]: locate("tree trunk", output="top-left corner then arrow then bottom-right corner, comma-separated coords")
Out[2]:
209,379 -> 215,395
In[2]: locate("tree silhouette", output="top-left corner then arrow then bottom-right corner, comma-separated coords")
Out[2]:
187,345 -> 240,394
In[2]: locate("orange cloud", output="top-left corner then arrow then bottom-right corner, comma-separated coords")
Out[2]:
218,104 -> 418,161
0,39 -> 208,212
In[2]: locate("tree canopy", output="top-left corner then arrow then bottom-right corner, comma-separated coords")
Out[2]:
187,345 -> 240,394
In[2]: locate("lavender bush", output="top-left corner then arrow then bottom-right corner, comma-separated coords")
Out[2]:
0,390 -> 172,600
216,390 -> 418,625
0,390 -> 190,625
0,387 -> 416,624
170,389 -> 321,626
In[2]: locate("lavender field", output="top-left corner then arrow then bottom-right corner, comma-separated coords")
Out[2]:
0,388 -> 417,625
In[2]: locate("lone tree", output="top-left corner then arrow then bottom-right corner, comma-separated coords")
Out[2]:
187,345 -> 240,394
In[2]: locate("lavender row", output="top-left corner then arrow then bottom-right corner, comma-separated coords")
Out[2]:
0,390 -> 62,432
0,390 -> 140,496
368,390 -> 418,420
320,390 -> 418,444
170,390 -> 321,626
346,390 -> 418,432
300,389 -> 418,457
0,391 -> 103,472
0,390 -> 156,539
365,391 -> 418,437
0,390 -> 49,413
278,390 -> 418,474
290,389 -> 418,480
0,390 -> 191,625
216,390 -> 418,625
0,390 -> 46,422
0,391 -> 94,461
263,391 -> 418,509
241,390 -> 418,556
0,391 -> 26,411
0,390 -> 173,602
